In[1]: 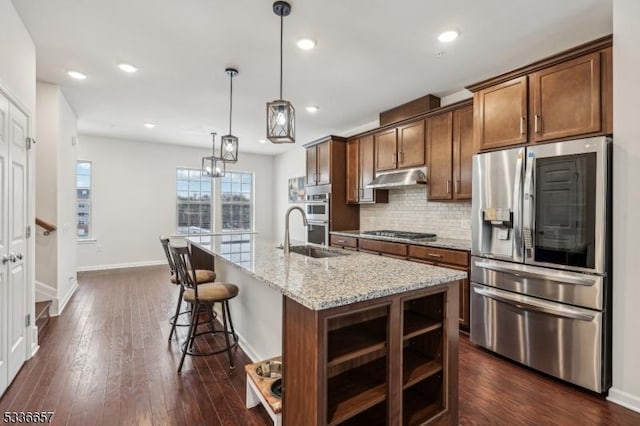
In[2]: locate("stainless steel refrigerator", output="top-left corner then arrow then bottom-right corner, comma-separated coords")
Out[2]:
470,136 -> 612,393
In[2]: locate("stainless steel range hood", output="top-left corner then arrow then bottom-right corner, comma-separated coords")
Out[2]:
366,167 -> 427,189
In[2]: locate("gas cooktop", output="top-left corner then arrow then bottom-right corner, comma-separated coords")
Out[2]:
362,230 -> 437,240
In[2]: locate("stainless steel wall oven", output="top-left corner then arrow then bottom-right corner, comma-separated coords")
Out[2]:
305,193 -> 330,245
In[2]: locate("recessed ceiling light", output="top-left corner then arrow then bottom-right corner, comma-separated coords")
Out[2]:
259,139 -> 268,144
296,37 -> 317,50
305,105 -> 319,113
144,123 -> 156,128
118,63 -> 138,73
438,30 -> 459,43
67,70 -> 87,80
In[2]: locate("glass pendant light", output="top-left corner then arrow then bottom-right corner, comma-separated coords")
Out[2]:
220,68 -> 239,162
266,1 -> 295,144
202,132 -> 225,178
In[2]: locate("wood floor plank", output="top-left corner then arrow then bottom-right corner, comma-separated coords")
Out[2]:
2,265 -> 639,425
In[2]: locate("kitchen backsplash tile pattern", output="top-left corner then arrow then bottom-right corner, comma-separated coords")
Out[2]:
359,187 -> 472,240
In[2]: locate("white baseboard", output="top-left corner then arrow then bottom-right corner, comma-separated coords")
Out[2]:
77,260 -> 166,272
237,334 -> 263,363
608,388 -> 640,413
57,279 -> 79,316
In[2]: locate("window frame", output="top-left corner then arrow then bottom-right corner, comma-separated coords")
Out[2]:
219,170 -> 255,233
76,160 -> 92,240
175,167 -> 214,235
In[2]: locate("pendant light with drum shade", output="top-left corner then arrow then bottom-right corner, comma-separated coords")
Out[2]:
220,68 -> 239,162
202,132 -> 225,178
266,1 -> 295,144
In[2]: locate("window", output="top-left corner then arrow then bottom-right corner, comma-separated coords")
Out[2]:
219,234 -> 253,268
76,161 -> 92,239
176,168 -> 212,234
221,171 -> 253,232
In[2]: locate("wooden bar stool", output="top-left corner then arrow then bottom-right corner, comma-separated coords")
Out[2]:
171,245 -> 239,373
159,236 -> 216,341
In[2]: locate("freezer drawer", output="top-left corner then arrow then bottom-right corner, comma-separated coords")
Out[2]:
470,283 -> 607,393
471,256 -> 604,310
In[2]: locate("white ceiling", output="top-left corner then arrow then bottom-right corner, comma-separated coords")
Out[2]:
13,0 -> 612,156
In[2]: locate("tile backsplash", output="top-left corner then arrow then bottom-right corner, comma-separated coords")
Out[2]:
359,187 -> 472,240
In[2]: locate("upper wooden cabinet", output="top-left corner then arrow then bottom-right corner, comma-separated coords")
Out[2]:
346,140 -> 359,203
374,128 -> 397,171
427,104 -> 473,201
473,76 -> 528,151
374,120 -> 426,172
529,52 -> 601,142
453,106 -> 474,199
469,37 -> 613,152
306,141 -> 331,186
397,120 -> 426,168
346,136 -> 388,204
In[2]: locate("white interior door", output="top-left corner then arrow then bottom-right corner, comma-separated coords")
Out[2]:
7,101 -> 27,383
0,91 -> 9,396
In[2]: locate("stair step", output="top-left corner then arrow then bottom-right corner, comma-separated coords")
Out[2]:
35,300 -> 52,344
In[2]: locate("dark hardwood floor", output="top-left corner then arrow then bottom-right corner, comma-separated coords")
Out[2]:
1,265 -> 638,425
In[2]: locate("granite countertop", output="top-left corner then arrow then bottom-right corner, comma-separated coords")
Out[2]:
187,234 -> 466,311
330,230 -> 472,252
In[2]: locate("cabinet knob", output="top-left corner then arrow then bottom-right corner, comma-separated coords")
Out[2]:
455,180 -> 460,194
520,117 -> 526,135
447,180 -> 452,194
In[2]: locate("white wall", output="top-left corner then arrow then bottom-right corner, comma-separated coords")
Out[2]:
0,0 -> 36,114
35,83 -> 59,290
34,82 -> 78,315
609,0 -> 640,412
56,91 -> 78,309
77,135 -> 275,270
273,147 -> 307,244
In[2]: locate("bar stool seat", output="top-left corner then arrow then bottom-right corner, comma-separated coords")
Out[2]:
183,283 -> 238,302
170,269 -> 216,284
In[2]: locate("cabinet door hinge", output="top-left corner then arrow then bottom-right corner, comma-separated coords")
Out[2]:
25,314 -> 31,327
25,137 -> 36,150
26,225 -> 31,239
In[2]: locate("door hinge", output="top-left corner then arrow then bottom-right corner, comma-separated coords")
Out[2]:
25,137 -> 36,150
26,225 -> 31,238
25,314 -> 31,327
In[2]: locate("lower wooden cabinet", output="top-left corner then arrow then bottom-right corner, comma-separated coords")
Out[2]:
282,283 -> 459,425
358,239 -> 407,258
408,245 -> 470,331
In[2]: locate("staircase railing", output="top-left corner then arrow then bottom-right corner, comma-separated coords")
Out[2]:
35,218 -> 57,236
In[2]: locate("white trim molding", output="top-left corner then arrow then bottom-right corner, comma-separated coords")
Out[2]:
608,388 -> 640,413
57,278 -> 79,316
77,260 -> 166,272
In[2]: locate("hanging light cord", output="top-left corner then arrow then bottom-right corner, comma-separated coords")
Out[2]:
279,12 -> 283,100
211,132 -> 217,156
228,73 -> 233,134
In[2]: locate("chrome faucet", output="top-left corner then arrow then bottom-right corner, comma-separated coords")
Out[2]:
284,206 -> 309,254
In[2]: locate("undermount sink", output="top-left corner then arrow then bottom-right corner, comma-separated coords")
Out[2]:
279,245 -> 348,258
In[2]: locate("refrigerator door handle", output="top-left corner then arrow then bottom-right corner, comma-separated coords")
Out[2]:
512,149 -> 524,261
473,286 -> 595,321
523,152 -> 535,256
474,260 -> 597,286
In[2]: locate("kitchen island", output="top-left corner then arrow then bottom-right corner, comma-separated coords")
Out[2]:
188,233 -> 465,425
